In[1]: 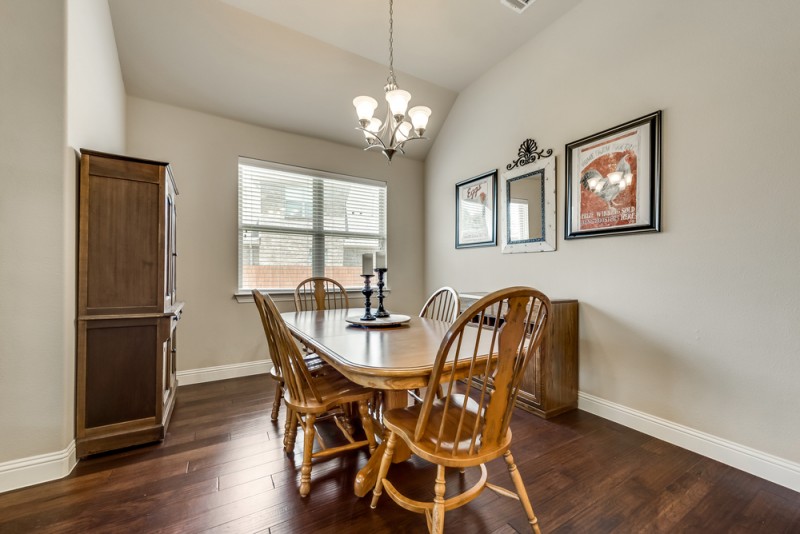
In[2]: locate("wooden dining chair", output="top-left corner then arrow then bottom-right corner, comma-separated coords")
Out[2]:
294,276 -> 350,312
252,290 -> 326,421
253,289 -> 377,497
419,286 -> 460,323
370,287 -> 551,534
413,287 -> 460,402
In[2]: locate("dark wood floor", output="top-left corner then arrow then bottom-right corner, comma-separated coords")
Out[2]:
1,375 -> 798,533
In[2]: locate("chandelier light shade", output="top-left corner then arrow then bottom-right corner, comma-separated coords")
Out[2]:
353,0 -> 431,162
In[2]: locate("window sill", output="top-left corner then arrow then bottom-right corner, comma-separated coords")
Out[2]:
234,289 -> 390,304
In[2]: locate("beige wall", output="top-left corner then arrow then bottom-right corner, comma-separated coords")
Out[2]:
425,0 -> 800,465
0,0 -> 69,466
0,0 -> 125,486
125,97 -> 426,373
67,0 -> 126,151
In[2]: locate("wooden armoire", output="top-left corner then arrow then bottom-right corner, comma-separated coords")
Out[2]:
76,149 -> 184,457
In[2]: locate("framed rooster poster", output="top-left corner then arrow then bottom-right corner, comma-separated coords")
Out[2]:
565,111 -> 661,239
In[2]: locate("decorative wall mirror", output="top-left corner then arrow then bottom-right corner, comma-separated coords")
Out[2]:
501,154 -> 556,253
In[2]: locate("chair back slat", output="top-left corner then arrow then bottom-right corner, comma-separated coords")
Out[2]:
419,287 -> 460,323
253,290 -> 323,404
413,287 -> 550,456
294,277 -> 350,311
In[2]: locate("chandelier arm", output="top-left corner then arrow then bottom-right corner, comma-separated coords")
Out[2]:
355,127 -> 390,150
392,135 -> 427,151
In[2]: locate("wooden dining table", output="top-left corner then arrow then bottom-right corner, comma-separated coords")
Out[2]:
281,307 -> 491,497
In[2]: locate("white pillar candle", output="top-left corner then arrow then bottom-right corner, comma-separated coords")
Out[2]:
362,252 -> 373,275
373,251 -> 387,269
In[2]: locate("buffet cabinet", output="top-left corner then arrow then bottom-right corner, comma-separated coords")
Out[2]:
461,293 -> 579,419
76,150 -> 183,457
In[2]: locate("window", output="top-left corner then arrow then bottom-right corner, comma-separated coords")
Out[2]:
238,158 -> 386,291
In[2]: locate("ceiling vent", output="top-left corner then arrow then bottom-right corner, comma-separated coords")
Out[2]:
500,0 -> 535,14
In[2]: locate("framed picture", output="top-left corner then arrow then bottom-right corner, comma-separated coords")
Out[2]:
455,170 -> 497,249
565,110 -> 662,239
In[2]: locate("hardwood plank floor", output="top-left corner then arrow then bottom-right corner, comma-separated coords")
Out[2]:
1,375 -> 798,533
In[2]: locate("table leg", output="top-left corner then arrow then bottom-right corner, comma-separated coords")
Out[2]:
354,389 -> 411,497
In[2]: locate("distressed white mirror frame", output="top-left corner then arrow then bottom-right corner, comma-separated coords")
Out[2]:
501,156 -> 556,253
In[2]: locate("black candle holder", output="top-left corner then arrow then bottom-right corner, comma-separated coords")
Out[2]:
373,268 -> 389,318
360,274 -> 376,321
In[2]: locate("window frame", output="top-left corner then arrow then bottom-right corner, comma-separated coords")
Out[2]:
236,157 -> 387,299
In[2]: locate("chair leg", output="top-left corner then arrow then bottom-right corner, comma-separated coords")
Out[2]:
299,413 -> 316,497
358,399 -> 377,453
338,403 -> 356,436
271,381 -> 283,421
503,450 -> 540,534
370,431 -> 397,509
284,408 -> 297,453
431,464 -> 446,534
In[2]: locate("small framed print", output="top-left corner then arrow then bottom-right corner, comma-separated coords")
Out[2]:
455,170 -> 497,249
565,111 -> 662,239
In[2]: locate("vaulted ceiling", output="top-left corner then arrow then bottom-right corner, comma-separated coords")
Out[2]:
108,0 -> 580,160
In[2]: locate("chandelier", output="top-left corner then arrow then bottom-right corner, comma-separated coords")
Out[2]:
352,0 -> 431,162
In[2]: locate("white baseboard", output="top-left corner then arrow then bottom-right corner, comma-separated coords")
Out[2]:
578,392 -> 800,493
0,440 -> 77,494
177,359 -> 269,386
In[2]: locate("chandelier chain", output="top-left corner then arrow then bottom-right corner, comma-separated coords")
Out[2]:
387,0 -> 396,87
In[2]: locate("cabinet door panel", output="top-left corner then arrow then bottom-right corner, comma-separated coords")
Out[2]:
85,175 -> 161,313
85,321 -> 158,428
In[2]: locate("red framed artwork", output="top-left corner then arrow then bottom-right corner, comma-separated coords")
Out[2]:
565,111 -> 662,239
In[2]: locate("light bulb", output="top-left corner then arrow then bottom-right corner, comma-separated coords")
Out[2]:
395,121 -> 412,142
408,106 -> 431,134
363,118 -> 382,143
385,89 -> 411,119
353,96 -> 378,125
367,117 -> 382,133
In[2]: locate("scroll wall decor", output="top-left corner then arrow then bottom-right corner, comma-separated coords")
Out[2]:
506,138 -> 554,171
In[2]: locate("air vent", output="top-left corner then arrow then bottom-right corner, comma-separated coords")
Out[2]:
500,0 -> 535,14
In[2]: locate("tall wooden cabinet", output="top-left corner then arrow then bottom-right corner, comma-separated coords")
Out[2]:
76,150 -> 183,457
461,293 -> 579,419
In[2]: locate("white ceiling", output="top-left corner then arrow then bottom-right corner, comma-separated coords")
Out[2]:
108,0 -> 580,160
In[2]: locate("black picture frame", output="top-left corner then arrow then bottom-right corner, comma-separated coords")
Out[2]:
455,170 -> 497,249
565,110 -> 662,239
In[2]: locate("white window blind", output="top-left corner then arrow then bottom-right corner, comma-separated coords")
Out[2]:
509,198 -> 530,241
238,158 -> 387,291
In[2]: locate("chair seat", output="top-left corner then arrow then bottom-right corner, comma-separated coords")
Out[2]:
285,369 -> 375,414
269,353 -> 327,382
383,394 -> 512,467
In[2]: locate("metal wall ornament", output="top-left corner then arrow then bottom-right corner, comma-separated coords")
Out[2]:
506,138 -> 554,171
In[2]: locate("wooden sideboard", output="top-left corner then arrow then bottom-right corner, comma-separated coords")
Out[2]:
460,292 -> 579,418
76,150 -> 183,457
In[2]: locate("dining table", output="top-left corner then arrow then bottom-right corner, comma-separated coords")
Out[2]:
281,307 -> 492,497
